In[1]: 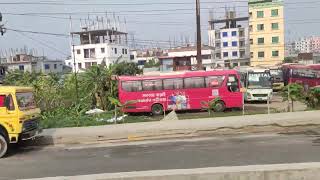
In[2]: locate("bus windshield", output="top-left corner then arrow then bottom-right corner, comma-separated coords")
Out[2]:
16,92 -> 37,110
247,73 -> 272,89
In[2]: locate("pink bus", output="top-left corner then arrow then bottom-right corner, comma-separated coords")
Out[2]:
118,70 -> 243,115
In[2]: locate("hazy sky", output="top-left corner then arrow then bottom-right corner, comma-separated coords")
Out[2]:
0,0 -> 319,59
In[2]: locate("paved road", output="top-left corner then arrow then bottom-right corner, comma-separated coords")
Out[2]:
2,132 -> 320,180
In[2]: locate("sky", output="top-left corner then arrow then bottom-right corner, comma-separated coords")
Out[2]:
0,0 -> 319,60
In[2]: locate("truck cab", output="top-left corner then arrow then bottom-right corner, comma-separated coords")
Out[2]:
0,86 -> 41,158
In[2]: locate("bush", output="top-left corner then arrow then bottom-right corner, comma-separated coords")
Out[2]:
306,87 -> 320,109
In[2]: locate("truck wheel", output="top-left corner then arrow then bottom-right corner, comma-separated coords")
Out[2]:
214,101 -> 226,112
152,104 -> 164,116
0,134 -> 8,158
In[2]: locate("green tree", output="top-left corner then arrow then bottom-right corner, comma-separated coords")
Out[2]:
306,87 -> 320,109
281,83 -> 305,112
284,57 -> 295,63
113,62 -> 142,76
144,59 -> 160,68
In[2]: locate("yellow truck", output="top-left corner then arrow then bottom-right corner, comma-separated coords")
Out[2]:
0,86 -> 41,158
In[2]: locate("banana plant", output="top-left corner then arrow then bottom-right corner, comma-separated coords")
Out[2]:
201,97 -> 222,116
108,97 -> 137,124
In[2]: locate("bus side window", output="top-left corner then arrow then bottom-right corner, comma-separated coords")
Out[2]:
122,81 -> 142,92
143,80 -> 163,91
227,75 -> 240,92
163,79 -> 183,90
184,77 -> 205,89
206,76 -> 225,88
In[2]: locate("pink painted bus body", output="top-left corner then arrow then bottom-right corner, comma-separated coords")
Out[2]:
118,70 -> 243,113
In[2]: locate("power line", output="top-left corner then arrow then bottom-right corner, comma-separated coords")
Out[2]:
0,1 -> 319,6
6,28 -> 69,37
13,31 -> 70,57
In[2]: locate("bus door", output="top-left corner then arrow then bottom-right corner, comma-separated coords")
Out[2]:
225,74 -> 242,107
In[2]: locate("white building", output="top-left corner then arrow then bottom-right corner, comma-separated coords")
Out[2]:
159,45 -> 214,72
294,37 -> 320,53
208,10 -> 250,68
65,17 -> 130,72
0,54 -> 65,74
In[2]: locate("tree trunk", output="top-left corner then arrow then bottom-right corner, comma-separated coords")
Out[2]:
291,100 -> 294,112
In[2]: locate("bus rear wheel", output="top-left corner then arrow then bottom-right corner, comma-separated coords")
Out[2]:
214,101 -> 226,112
0,133 -> 8,158
152,104 -> 164,116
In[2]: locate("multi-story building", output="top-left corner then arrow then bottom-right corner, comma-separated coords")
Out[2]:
65,17 -> 130,72
249,0 -> 285,66
294,37 -> 320,53
159,45 -> 214,72
208,10 -> 250,68
0,53 -> 66,74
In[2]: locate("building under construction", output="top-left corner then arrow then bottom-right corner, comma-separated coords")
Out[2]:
65,14 -> 130,72
208,9 -> 250,68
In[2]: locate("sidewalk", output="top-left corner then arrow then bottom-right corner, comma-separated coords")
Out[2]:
38,111 -> 320,146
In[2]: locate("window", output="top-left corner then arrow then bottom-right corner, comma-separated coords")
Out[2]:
205,76 -> 225,88
92,62 -> 97,66
272,23 -> 279,30
232,41 -> 238,47
44,64 -> 50,70
77,49 -> 81,54
258,38 -> 265,45
163,79 -> 183,90
114,48 -> 118,54
143,80 -> 163,91
258,51 -> 265,58
232,51 -> 238,57
16,92 -> 36,110
271,9 -> 279,17
249,12 -> 252,18
249,25 -> 253,32
272,36 -> 279,44
250,52 -> 254,58
90,48 -> 95,58
232,31 -> 237,36
122,49 -> 125,54
101,48 -> 105,53
257,11 -> 264,18
227,75 -> 240,92
223,42 -> 228,47
216,43 -> 221,48
223,52 -> 228,58
84,48 -> 95,58
222,32 -> 228,37
257,24 -> 264,31
125,49 -> 128,54
85,62 -> 91,69
19,65 -> 24,71
250,39 -> 253,45
184,77 -> 205,89
122,81 -> 142,92
84,49 -> 89,58
78,63 -> 82,69
54,64 -> 57,69
272,50 -> 279,57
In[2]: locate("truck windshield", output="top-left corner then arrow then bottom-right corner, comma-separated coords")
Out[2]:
247,73 -> 272,89
16,92 -> 36,110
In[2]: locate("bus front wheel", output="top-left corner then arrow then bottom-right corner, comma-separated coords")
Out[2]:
0,133 -> 8,158
214,101 -> 226,112
152,104 -> 164,116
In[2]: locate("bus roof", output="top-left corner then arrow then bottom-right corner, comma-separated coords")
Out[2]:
0,86 -> 33,93
119,70 -> 239,81
282,64 -> 320,70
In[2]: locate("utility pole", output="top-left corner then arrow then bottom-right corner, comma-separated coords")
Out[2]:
0,12 -> 6,36
196,0 -> 202,70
